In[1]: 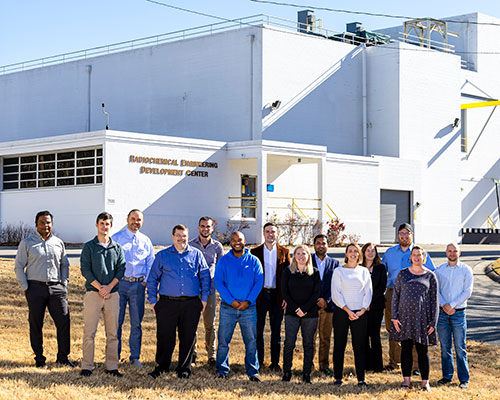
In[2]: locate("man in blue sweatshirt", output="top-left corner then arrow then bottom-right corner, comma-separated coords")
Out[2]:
214,231 -> 264,381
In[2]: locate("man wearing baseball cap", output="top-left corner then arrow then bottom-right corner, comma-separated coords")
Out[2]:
382,223 -> 435,372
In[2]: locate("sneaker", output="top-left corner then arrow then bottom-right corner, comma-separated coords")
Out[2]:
421,382 -> 431,392
400,383 -> 412,390
438,378 -> 452,385
459,381 -> 469,389
249,376 -> 261,382
105,369 -> 123,377
282,372 -> 291,382
130,359 -> 143,367
80,369 -> 92,377
334,379 -> 343,386
321,368 -> 333,376
148,368 -> 164,379
357,381 -> 367,387
384,365 -> 395,372
302,374 -> 312,384
412,369 -> 421,376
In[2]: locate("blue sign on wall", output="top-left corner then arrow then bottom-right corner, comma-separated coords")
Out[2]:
267,184 -> 274,192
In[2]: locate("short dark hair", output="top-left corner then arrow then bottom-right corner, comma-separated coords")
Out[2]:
35,211 -> 53,225
198,216 -> 213,225
313,233 -> 328,244
127,209 -> 142,217
96,212 -> 113,224
172,224 -> 189,235
263,222 -> 278,232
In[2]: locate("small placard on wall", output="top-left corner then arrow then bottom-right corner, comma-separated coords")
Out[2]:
267,184 -> 274,192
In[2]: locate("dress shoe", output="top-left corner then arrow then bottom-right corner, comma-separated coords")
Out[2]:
178,371 -> 190,379
302,374 -> 312,384
148,368 -> 165,379
383,365 -> 395,371
459,381 -> 469,389
105,369 -> 123,377
268,363 -> 281,372
130,359 -> 143,367
215,373 -> 227,379
35,360 -> 46,368
438,378 -> 452,385
282,372 -> 291,382
208,358 -> 216,367
357,381 -> 367,387
249,375 -> 260,382
333,379 -> 342,386
80,369 -> 92,377
57,359 -> 75,368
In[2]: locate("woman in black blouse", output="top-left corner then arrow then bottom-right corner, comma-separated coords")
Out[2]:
361,242 -> 387,373
281,245 -> 321,384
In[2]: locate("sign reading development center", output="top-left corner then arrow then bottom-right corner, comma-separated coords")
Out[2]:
129,155 -> 218,178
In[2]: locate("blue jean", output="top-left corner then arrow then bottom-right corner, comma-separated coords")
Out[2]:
437,309 -> 469,382
216,303 -> 259,377
117,280 -> 146,361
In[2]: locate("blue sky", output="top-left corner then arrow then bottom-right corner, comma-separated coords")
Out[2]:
1,0 -> 499,66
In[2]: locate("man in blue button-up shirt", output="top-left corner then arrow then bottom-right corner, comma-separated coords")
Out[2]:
382,223 -> 435,371
147,224 -> 210,379
435,243 -> 473,389
112,209 -> 155,367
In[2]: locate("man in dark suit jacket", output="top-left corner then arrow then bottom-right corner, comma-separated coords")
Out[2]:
251,222 -> 291,371
311,233 -> 339,376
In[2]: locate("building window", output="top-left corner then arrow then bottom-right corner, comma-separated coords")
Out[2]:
2,147 -> 103,190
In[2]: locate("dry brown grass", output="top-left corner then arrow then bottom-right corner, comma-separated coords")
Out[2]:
1,258 -> 500,399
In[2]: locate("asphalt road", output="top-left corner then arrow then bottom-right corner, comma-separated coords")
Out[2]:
3,243 -> 499,344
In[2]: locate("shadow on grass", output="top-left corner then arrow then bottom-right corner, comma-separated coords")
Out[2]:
0,359 -> 398,395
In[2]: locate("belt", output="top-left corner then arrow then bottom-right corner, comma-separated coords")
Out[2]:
160,295 -> 199,301
440,307 -> 465,312
263,288 -> 276,293
122,276 -> 145,282
28,280 -> 61,286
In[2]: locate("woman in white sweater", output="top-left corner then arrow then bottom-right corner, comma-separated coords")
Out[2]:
331,243 -> 373,387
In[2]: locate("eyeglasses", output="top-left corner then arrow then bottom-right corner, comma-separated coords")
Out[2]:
399,232 -> 412,237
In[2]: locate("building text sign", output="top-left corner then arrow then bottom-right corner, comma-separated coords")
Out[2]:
129,155 -> 218,178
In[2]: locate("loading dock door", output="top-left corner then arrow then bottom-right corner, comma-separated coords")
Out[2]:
380,190 -> 411,243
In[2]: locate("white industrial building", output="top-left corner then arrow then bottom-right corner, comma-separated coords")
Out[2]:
0,12 -> 499,244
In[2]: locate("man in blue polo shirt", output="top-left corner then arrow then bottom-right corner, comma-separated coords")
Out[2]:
147,224 -> 210,379
214,231 -> 263,381
382,223 -> 435,371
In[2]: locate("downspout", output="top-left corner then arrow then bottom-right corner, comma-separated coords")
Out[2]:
86,65 -> 92,131
361,44 -> 368,156
249,34 -> 255,140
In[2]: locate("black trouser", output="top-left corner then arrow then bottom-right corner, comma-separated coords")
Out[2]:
154,296 -> 202,375
333,306 -> 367,382
256,289 -> 284,366
401,340 -> 430,380
365,308 -> 384,372
25,280 -> 70,363
283,315 -> 317,375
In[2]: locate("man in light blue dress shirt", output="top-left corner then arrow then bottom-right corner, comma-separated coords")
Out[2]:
382,223 -> 435,371
435,243 -> 473,389
112,209 -> 155,367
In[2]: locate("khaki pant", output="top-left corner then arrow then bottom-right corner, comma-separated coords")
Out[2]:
385,288 -> 418,370
194,292 -> 217,361
315,308 -> 333,370
82,291 -> 120,370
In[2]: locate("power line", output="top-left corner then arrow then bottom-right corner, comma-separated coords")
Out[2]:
249,0 -> 500,27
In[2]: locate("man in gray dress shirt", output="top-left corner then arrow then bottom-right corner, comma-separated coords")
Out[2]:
14,211 -> 72,368
189,216 -> 224,365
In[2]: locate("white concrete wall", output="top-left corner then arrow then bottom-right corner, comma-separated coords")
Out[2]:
261,28 -> 363,154
325,154 -> 379,243
0,27 -> 263,143
0,186 -> 104,243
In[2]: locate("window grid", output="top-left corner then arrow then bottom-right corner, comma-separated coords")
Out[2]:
2,148 -> 103,191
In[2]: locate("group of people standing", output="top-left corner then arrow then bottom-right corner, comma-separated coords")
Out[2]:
15,211 -> 473,391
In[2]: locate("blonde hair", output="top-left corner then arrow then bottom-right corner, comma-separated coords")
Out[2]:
289,245 -> 314,276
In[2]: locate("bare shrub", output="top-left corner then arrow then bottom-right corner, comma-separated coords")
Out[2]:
0,222 -> 36,245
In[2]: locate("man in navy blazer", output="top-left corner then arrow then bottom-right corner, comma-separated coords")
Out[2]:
311,234 -> 339,376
